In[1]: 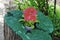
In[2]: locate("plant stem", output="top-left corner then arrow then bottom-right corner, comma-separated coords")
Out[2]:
36,0 -> 41,11
54,0 -> 56,14
45,0 -> 49,15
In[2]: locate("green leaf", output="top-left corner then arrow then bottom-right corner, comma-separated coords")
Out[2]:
56,5 -> 60,19
19,19 -> 25,22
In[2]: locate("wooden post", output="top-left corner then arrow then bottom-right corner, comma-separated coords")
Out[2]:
4,24 -> 22,40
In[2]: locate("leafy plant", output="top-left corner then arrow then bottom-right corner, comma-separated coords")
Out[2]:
14,0 -> 47,11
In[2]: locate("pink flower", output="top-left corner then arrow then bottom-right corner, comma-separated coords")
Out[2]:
23,7 -> 37,22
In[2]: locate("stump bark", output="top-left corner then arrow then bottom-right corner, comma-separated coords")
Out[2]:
4,24 -> 22,40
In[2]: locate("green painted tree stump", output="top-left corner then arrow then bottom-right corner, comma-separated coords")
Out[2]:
4,10 -> 54,40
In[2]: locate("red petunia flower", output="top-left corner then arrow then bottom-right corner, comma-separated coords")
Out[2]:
23,7 -> 37,22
